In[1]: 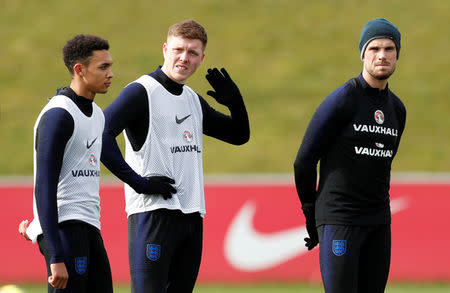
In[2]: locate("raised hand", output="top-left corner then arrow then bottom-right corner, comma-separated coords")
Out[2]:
205,68 -> 242,106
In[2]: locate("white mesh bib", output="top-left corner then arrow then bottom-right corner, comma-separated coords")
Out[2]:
124,75 -> 206,217
27,95 -> 104,242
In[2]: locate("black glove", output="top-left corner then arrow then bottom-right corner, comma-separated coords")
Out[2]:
139,176 -> 177,200
205,68 -> 242,106
302,202 -> 319,250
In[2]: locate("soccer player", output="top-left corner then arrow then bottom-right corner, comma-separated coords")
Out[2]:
293,18 -> 406,293
19,34 -> 114,292
101,20 -> 250,292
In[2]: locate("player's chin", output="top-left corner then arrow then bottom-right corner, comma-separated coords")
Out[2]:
172,73 -> 189,84
374,70 -> 394,81
179,67 -> 197,78
98,87 -> 109,94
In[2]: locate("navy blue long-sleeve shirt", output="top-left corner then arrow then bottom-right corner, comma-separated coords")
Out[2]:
294,74 -> 406,225
101,67 -> 250,190
34,87 -> 94,263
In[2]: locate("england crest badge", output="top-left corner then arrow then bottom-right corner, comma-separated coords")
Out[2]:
332,240 -> 347,256
75,256 -> 88,275
146,244 -> 161,261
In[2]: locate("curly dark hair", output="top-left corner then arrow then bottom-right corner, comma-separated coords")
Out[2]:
63,34 -> 110,75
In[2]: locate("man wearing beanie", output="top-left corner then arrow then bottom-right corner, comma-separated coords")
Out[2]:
294,18 -> 406,292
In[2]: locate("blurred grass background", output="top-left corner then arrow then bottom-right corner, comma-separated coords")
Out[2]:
1,0 -> 449,175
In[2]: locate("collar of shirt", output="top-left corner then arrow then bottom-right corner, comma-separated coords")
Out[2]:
148,66 -> 184,96
357,73 -> 389,101
55,86 -> 94,116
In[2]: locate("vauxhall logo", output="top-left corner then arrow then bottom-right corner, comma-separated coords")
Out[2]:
71,154 -> 100,177
170,130 -> 201,154
374,110 -> 384,124
170,145 -> 201,154
353,110 -> 398,136
352,110 -> 396,158
353,124 -> 398,137
71,169 -> 100,177
354,147 -> 393,158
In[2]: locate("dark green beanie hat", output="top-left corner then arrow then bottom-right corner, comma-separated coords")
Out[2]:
359,18 -> 401,60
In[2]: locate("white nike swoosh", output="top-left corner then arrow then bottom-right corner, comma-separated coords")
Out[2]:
224,198 -> 408,272
224,201 -> 308,272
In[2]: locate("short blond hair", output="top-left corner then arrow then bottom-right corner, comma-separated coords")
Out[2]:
167,20 -> 207,49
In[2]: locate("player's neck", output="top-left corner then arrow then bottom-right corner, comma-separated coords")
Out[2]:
362,71 -> 388,90
70,79 -> 95,101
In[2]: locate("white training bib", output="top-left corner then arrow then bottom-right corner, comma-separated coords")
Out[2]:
27,95 -> 104,242
124,75 -> 206,217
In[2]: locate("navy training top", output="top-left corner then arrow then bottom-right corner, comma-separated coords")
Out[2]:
294,74 -> 406,226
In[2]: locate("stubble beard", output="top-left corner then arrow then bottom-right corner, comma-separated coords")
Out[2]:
370,63 -> 396,81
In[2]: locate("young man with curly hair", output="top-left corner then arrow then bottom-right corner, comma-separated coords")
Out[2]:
20,34 -> 114,292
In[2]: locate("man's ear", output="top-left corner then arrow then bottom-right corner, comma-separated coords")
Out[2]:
73,63 -> 83,76
162,42 -> 168,59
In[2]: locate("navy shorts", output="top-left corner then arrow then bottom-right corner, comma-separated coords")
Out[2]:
128,209 -> 203,293
37,220 -> 113,293
318,224 -> 391,293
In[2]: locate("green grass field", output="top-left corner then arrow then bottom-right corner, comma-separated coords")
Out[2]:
3,282 -> 450,293
1,0 -> 449,175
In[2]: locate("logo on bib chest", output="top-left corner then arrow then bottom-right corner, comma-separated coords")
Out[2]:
175,114 -> 191,124
169,130 -> 201,154
86,137 -> 97,149
183,130 -> 193,143
89,154 -> 97,167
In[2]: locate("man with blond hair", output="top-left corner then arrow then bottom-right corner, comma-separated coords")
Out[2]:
101,20 -> 250,292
